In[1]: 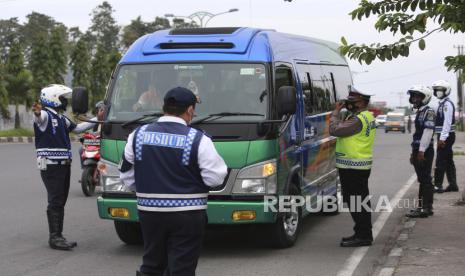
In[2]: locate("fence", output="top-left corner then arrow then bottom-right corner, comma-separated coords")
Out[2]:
0,105 -> 34,130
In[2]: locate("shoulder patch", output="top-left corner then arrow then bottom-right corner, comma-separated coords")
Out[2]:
426,110 -> 435,121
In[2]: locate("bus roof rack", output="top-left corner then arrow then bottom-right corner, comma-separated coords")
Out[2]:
169,27 -> 241,35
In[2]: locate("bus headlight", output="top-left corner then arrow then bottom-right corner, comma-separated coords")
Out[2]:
232,160 -> 277,194
98,160 -> 132,193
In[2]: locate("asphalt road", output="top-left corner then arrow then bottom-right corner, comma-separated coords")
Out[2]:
0,131 -> 415,276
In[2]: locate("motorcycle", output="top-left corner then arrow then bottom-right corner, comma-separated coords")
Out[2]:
80,132 -> 101,196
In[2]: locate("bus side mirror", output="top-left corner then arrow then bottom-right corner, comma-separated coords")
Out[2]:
277,86 -> 297,117
72,87 -> 89,114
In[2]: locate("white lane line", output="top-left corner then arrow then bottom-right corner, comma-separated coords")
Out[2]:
336,173 -> 417,276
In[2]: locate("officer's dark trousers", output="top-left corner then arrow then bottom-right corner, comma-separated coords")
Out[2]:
338,168 -> 373,240
412,147 -> 434,210
139,210 -> 207,276
434,132 -> 457,188
40,164 -> 71,213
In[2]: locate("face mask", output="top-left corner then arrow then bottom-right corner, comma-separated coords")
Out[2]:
345,100 -> 358,113
59,97 -> 68,111
187,107 -> 195,123
435,91 -> 444,99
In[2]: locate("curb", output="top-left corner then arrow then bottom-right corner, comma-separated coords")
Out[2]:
375,219 -> 416,276
0,136 -> 80,143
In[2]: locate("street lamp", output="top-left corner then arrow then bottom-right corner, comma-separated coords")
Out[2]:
165,9 -> 239,27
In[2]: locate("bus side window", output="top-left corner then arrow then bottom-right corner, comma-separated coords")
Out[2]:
275,67 -> 293,90
295,63 -> 315,115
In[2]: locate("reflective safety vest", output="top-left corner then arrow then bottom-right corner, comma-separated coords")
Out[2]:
335,110 -> 376,170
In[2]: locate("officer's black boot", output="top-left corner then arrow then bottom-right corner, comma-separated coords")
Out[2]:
406,208 -> 432,218
444,164 -> 458,192
47,210 -> 77,250
433,168 -> 445,193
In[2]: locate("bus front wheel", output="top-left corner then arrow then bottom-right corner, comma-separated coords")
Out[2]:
114,221 -> 143,245
269,185 -> 301,248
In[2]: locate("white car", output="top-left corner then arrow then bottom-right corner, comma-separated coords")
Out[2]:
375,115 -> 387,128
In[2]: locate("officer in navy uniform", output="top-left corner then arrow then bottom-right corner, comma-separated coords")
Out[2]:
432,80 -> 458,193
120,87 -> 227,276
406,85 -> 435,218
32,84 -> 103,250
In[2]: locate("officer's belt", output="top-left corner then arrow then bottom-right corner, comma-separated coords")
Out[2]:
46,159 -> 72,165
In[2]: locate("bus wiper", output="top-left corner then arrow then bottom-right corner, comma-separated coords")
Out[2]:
122,112 -> 164,128
191,112 -> 264,125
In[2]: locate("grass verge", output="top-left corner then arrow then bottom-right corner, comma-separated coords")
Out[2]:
0,128 -> 34,137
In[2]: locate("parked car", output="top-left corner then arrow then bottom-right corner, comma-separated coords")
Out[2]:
375,114 -> 387,128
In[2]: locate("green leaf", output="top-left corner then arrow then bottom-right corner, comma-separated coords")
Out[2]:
419,0 -> 426,10
392,46 -> 399,58
426,0 -> 433,9
385,48 -> 393,60
418,39 -> 426,50
341,36 -> 348,46
411,0 -> 419,11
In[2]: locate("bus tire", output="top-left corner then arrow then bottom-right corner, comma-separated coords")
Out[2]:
269,185 -> 301,248
114,221 -> 143,245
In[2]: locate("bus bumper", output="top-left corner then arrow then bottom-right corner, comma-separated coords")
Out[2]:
97,197 -> 277,224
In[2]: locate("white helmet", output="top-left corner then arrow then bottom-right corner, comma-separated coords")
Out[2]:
40,84 -> 72,108
432,80 -> 451,99
407,85 -> 432,108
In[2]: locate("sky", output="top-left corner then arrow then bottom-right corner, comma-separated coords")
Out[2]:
2,0 -> 464,108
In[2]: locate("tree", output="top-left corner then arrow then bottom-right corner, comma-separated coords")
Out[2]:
70,38 -> 91,89
121,16 -> 172,49
339,0 -> 465,79
0,63 -> 9,119
49,26 -> 68,84
29,34 -> 52,99
172,18 -> 199,29
68,27 -> 83,45
89,1 -> 120,52
20,12 -> 56,61
107,49 -> 121,73
5,41 -> 33,128
0,18 -> 22,62
121,16 -> 149,49
90,43 -> 111,107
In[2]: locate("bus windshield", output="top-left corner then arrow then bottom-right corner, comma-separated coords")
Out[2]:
107,63 -> 268,122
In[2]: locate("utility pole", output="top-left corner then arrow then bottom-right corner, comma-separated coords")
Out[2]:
397,92 -> 403,108
453,45 -> 464,131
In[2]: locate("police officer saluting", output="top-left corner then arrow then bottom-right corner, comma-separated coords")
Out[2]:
432,80 -> 458,193
119,87 -> 227,276
330,87 -> 376,247
32,84 -> 103,250
406,85 -> 435,218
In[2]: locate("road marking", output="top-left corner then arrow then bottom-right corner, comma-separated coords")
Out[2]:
378,267 -> 395,276
404,220 -> 416,229
336,173 -> 417,276
397,233 -> 408,241
388,247 -> 402,257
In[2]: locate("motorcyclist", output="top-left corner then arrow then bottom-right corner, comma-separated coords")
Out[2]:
406,85 -> 435,218
79,101 -> 105,168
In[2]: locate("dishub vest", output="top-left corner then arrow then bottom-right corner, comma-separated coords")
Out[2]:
34,109 -> 74,160
133,122 -> 209,212
435,98 -> 455,133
